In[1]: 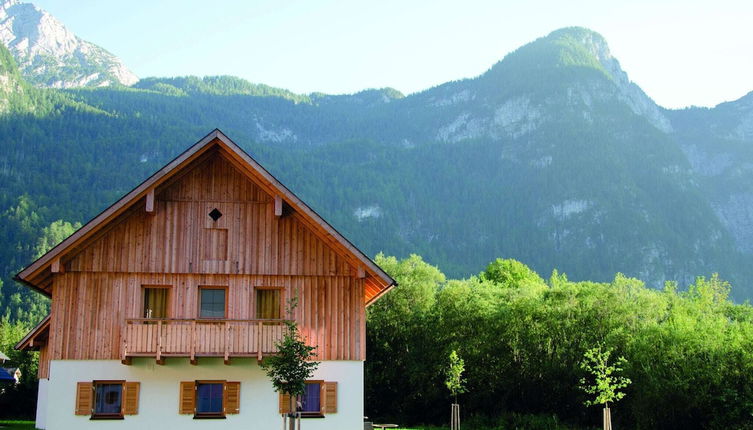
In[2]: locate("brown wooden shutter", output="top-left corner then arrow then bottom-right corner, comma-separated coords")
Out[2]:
278,393 -> 291,413
75,382 -> 93,415
324,382 -> 337,413
224,382 -> 240,414
179,381 -> 195,414
123,382 -> 140,415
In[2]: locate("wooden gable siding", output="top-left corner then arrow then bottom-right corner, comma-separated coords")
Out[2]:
48,273 -> 366,362
66,153 -> 353,277
38,342 -> 50,379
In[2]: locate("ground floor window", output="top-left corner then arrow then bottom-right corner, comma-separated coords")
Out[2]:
196,382 -> 224,417
300,381 -> 322,416
93,381 -> 123,419
279,380 -> 337,416
75,380 -> 139,419
180,380 -> 240,417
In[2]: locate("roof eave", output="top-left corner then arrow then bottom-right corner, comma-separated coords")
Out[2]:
15,314 -> 50,351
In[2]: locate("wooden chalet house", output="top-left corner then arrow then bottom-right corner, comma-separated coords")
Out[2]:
15,130 -> 395,430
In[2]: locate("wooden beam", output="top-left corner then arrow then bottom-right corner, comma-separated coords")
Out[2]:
190,357 -> 198,366
121,357 -> 132,366
145,189 -> 155,215
274,195 -> 283,217
50,258 -> 63,274
156,358 -> 165,366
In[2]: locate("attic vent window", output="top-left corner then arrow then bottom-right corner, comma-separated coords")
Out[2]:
209,208 -> 223,222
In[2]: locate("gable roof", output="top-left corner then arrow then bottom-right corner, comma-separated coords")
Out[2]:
14,314 -> 50,351
15,129 -> 395,304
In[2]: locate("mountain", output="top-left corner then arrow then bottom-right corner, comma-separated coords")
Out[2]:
1,26 -> 753,323
0,0 -> 137,88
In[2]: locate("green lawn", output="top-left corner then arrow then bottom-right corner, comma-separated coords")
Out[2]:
0,422 -> 34,430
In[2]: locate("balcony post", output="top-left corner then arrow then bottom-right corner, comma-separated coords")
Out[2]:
121,321 -> 131,365
190,320 -> 197,365
224,321 -> 231,365
257,321 -> 263,362
156,320 -> 164,365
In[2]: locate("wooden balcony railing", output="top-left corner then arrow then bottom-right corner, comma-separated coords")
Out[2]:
122,319 -> 288,364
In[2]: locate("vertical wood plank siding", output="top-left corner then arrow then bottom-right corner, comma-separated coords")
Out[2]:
45,153 -> 368,365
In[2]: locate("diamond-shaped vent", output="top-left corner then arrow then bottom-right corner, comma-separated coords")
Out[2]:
209,208 -> 223,222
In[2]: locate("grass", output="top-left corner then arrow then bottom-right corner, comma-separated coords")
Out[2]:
0,421 -> 34,430
375,413 -> 596,430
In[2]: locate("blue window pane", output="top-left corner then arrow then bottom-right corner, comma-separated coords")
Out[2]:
301,383 -> 320,412
197,383 -> 223,414
95,383 -> 122,414
200,289 -> 225,318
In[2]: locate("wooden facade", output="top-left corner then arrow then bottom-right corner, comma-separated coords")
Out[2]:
16,130 -> 394,377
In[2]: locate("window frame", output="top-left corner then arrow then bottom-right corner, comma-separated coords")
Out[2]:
254,286 -> 285,320
299,380 -> 324,418
141,285 -> 171,319
197,286 -> 228,319
91,380 -> 125,420
193,380 -> 227,419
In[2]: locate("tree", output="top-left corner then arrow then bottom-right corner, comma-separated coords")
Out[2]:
34,219 -> 81,258
579,345 -> 631,430
445,350 -> 466,430
260,298 -> 319,430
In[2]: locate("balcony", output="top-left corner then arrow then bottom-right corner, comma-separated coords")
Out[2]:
122,319 -> 288,364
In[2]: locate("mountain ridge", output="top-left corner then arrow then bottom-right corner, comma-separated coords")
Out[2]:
0,0 -> 137,88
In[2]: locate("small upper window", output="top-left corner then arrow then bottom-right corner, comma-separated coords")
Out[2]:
199,288 -> 226,319
93,381 -> 123,418
256,288 -> 282,319
143,287 -> 168,319
196,382 -> 224,417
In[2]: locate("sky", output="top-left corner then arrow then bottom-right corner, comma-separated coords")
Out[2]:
31,0 -> 753,109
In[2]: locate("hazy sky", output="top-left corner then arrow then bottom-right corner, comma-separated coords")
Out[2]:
31,0 -> 753,109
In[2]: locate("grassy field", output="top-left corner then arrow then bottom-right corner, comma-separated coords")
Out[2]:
0,422 -> 34,430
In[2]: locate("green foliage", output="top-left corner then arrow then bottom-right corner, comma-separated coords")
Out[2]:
578,346 -> 631,407
0,319 -> 39,419
34,219 -> 81,259
481,258 -> 544,287
260,298 -> 319,398
445,350 -> 466,401
366,256 -> 753,430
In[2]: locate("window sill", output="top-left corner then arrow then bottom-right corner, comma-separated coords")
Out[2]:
300,413 -> 325,419
90,415 -> 124,420
193,415 -> 227,420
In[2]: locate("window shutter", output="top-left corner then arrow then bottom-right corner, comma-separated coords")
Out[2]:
75,382 -> 93,415
225,382 -> 240,414
179,381 -> 195,414
278,393 -> 291,414
123,382 -> 140,415
324,382 -> 337,413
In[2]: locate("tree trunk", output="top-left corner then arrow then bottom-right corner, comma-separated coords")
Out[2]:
450,403 -> 460,430
603,406 -> 612,430
289,396 -> 296,430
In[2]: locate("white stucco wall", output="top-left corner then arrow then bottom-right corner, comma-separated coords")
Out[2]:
36,378 -> 48,429
43,358 -> 363,430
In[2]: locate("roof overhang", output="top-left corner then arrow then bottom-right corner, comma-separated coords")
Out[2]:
15,315 -> 50,351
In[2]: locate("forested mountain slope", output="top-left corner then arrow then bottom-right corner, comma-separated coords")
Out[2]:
1,27 -> 753,322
